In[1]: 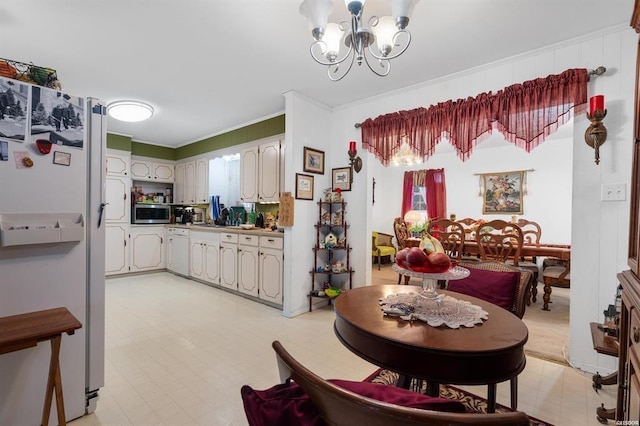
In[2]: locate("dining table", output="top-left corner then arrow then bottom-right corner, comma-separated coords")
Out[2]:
333,285 -> 529,412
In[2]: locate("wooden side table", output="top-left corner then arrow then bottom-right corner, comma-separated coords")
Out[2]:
590,322 -> 618,423
0,307 -> 82,426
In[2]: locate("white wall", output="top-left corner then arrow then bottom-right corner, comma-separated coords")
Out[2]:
319,25 -> 636,374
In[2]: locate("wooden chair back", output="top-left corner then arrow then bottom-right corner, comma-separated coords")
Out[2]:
271,340 -> 530,426
475,220 -> 524,265
393,217 -> 411,250
457,260 -> 533,319
516,219 -> 542,245
456,217 -> 479,241
426,219 -> 465,260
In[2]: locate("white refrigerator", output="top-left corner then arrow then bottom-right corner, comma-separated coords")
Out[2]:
0,77 -> 106,425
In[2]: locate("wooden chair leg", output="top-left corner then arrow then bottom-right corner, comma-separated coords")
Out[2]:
377,254 -> 381,270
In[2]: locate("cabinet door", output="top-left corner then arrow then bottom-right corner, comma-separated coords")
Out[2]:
195,158 -> 208,203
259,247 -> 283,304
105,224 -> 129,275
190,239 -> 206,280
106,176 -> 129,223
174,163 -> 185,204
238,245 -> 259,297
185,161 -> 196,204
220,242 -> 237,289
204,243 -> 220,284
130,160 -> 153,180
258,140 -> 280,202
106,153 -> 130,177
240,147 -> 259,202
130,228 -> 165,272
153,163 -> 175,182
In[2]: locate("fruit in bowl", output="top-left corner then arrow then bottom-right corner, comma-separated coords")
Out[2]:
396,245 -> 451,273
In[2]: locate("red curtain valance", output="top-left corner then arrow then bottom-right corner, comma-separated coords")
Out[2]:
360,68 -> 589,165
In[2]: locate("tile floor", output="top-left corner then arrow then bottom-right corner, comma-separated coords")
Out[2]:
70,272 -> 616,426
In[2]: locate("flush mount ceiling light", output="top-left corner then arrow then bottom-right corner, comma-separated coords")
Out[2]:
107,100 -> 154,122
299,0 -> 419,81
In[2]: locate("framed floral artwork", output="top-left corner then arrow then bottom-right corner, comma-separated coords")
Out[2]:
332,167 -> 351,192
482,171 -> 523,214
295,173 -> 314,200
303,147 -> 324,174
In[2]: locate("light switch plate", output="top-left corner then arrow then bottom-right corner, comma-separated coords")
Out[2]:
601,183 -> 626,201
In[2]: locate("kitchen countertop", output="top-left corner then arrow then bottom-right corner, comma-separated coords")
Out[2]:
167,224 -> 284,237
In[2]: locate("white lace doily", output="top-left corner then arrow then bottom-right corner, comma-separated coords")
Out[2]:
379,292 -> 489,329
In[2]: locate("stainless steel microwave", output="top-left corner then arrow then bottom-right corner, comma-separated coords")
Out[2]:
132,204 -> 171,224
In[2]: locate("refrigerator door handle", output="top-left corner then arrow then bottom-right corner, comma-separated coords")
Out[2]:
98,202 -> 108,228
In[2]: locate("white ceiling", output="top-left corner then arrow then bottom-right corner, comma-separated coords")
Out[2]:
0,1 -> 634,148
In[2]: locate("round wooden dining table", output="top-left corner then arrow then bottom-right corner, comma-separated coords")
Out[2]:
333,285 -> 528,412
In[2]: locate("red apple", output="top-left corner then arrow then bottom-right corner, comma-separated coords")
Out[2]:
395,248 -> 410,267
406,247 -> 428,267
428,252 -> 451,269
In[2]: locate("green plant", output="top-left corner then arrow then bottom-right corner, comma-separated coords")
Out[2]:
409,222 -> 428,234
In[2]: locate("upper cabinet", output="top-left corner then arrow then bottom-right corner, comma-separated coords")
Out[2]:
240,137 -> 283,203
174,157 -> 209,205
106,151 -> 130,177
131,158 -> 174,183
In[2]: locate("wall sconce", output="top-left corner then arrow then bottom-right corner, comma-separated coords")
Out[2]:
585,95 -> 607,165
348,140 -> 362,182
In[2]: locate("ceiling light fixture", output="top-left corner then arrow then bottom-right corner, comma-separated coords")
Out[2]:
299,0 -> 419,81
107,100 -> 154,122
391,141 -> 421,166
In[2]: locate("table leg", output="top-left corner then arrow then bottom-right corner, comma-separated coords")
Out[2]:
487,383 -> 497,413
542,283 -> 552,310
42,335 -> 66,426
510,377 -> 518,410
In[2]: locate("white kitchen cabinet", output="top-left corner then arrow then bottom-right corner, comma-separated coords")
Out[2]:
174,162 -> 185,204
105,224 -> 129,275
131,159 -> 174,183
220,232 -> 238,290
129,226 -> 165,272
238,234 -> 259,297
106,151 -> 130,177
105,176 -> 130,223
194,157 -> 209,204
174,157 -> 208,204
190,231 -> 220,285
259,236 -> 283,304
240,137 -> 282,203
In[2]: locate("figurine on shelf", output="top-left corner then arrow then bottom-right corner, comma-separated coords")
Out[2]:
323,188 -> 333,202
332,189 -> 342,202
337,237 -> 346,248
324,232 -> 337,248
321,211 -> 330,223
332,261 -> 345,273
332,211 -> 343,225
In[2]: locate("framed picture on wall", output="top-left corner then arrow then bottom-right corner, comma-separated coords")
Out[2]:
482,171 -> 524,214
332,167 -> 351,192
295,173 -> 314,200
303,147 -> 325,174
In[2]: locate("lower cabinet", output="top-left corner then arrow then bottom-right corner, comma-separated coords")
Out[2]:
130,226 -> 165,272
238,234 -> 260,297
190,231 -> 220,285
106,224 -> 129,275
259,237 -> 283,304
220,232 -> 238,290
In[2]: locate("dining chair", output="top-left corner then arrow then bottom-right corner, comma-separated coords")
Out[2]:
426,219 -> 464,260
541,260 -> 570,311
508,218 -> 542,304
455,218 -> 482,262
259,340 -> 530,426
372,231 -> 396,270
447,260 -> 533,411
393,217 -> 412,284
475,220 -> 523,266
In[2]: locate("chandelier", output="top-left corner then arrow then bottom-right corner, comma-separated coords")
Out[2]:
299,0 -> 419,81
390,141 -> 421,166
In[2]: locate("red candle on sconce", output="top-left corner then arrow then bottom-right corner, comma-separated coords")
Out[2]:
589,95 -> 605,115
349,141 -> 356,153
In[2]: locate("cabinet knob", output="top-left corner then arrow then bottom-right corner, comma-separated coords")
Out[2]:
634,326 -> 640,343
